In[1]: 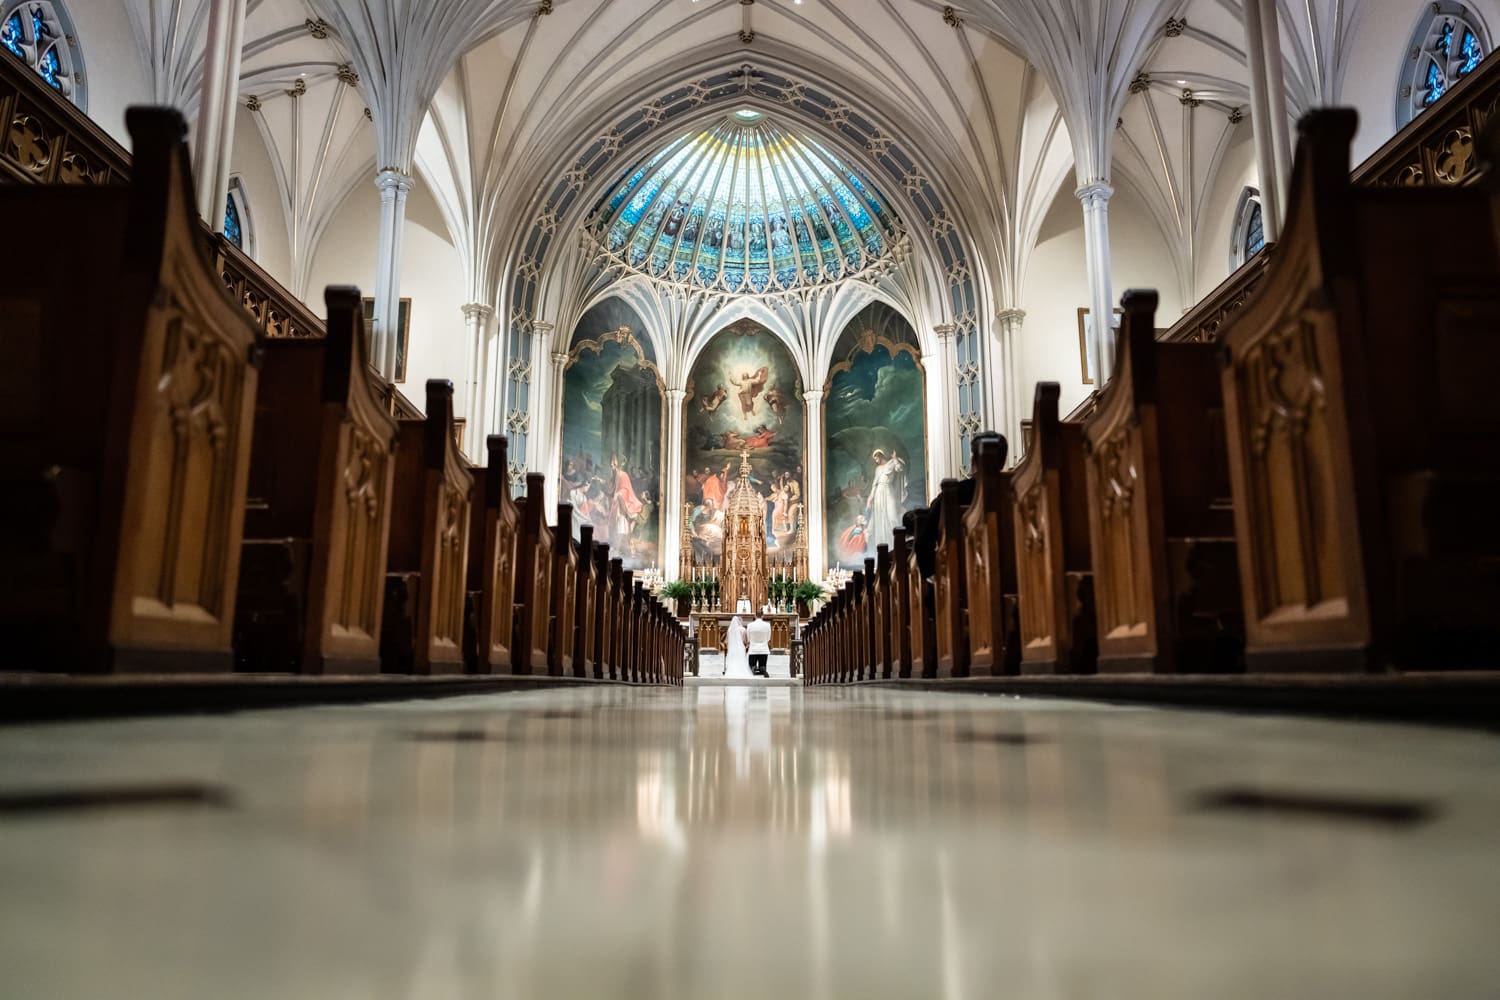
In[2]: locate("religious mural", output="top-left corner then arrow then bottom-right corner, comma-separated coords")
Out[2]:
683,320 -> 805,564
824,303 -> 926,569
560,299 -> 662,570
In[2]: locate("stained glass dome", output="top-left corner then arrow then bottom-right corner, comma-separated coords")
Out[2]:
590,111 -> 903,295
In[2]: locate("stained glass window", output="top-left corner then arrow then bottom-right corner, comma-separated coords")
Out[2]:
1,13 -> 22,57
1244,201 -> 1264,258
1232,188 -> 1265,268
0,2 -> 80,103
223,192 -> 243,249
1404,6 -> 1489,124
589,111 -> 901,295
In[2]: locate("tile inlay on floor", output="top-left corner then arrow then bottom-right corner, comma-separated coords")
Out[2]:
1,686 -> 1498,999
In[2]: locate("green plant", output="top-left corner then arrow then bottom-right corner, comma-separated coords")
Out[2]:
660,580 -> 693,599
793,581 -> 827,604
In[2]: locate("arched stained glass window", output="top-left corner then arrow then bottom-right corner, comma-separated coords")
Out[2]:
1401,3 -> 1489,124
1231,187 -> 1265,269
223,193 -> 243,249
0,2 -> 83,105
224,177 -> 253,257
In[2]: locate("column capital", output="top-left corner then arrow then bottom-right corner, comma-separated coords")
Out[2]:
995,308 -> 1026,325
550,351 -> 569,368
802,388 -> 825,403
374,168 -> 414,195
531,320 -> 554,339
665,388 -> 688,402
461,302 -> 495,322
933,322 -> 956,341
1074,180 -> 1114,205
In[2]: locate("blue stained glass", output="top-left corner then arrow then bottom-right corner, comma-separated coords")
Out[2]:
1244,201 -> 1264,258
223,193 -> 243,249
590,110 -> 899,294
2,14 -> 23,58
1438,21 -> 1454,55
1460,29 -> 1483,74
37,45 -> 59,89
1424,61 -> 1446,105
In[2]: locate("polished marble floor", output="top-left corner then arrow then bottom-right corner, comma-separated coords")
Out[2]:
2,686 -> 1498,998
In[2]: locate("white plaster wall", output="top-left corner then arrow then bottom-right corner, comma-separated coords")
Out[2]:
305,179 -> 469,415
66,0 -> 151,145
227,106 -> 289,280
1194,127 -> 1258,297
1017,178 -> 1184,417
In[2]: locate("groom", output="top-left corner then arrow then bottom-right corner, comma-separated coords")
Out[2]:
747,612 -> 772,677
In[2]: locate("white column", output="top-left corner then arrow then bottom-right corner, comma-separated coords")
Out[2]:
1259,0 -> 1294,223
461,303 -> 494,455
993,309 -> 1026,460
662,387 -> 687,578
373,169 -> 414,380
921,347 -> 948,491
193,0 -> 248,228
524,322 -> 554,484
934,323 -> 960,475
546,348 -> 568,493
802,388 -> 827,580
1075,182 -> 1115,386
1242,0 -> 1292,240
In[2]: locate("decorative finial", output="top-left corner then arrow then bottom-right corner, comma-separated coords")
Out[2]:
1228,106 -> 1244,124
943,6 -> 963,27
537,0 -> 553,15
1164,16 -> 1187,37
245,94 -> 261,113
286,78 -> 307,98
1128,72 -> 1151,94
337,63 -> 359,87
305,18 -> 330,39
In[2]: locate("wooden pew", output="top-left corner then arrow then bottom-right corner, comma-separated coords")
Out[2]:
574,527 -> 597,679
380,380 -> 473,674
903,509 -> 938,679
962,434 -> 1022,676
235,285 -> 398,674
463,436 -> 520,674
1082,290 -> 1244,674
0,108 -> 259,672
1011,383 -> 1098,674
603,560 -> 621,683
591,547 -> 613,679
510,474 -> 553,674
932,480 -> 972,678
547,505 -> 577,677
886,529 -> 914,678
874,544 -> 894,679
1220,108 -> 1500,670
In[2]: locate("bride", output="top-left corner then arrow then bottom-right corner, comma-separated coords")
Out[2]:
723,615 -> 752,678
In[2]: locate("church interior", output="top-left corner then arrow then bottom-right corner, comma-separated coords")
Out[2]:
3,0 -> 1500,994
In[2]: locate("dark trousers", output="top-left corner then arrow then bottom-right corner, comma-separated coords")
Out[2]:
749,653 -> 768,675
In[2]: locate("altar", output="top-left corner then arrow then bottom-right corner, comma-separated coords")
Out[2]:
691,612 -> 799,652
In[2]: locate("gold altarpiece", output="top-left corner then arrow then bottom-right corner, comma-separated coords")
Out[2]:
678,450 -> 808,615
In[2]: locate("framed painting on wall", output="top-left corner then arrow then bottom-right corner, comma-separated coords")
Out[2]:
1076,306 -> 1122,385
361,296 -> 412,383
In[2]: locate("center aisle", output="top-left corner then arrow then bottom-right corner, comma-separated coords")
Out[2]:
1,688 -> 1497,997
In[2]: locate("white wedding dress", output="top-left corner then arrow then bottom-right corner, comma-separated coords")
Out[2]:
723,617 -> 752,678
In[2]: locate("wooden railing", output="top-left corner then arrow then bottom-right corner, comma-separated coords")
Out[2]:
0,53 -> 424,422
1353,51 -> 1500,188
0,54 -> 129,184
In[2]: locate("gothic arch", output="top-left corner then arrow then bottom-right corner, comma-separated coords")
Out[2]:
499,56 -> 993,476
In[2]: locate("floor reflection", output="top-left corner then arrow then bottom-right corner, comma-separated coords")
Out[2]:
0,687 -> 1497,998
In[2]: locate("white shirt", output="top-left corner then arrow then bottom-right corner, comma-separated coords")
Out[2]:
746,618 -> 773,655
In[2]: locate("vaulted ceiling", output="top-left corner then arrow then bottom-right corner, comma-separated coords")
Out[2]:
120,0 -> 1383,321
